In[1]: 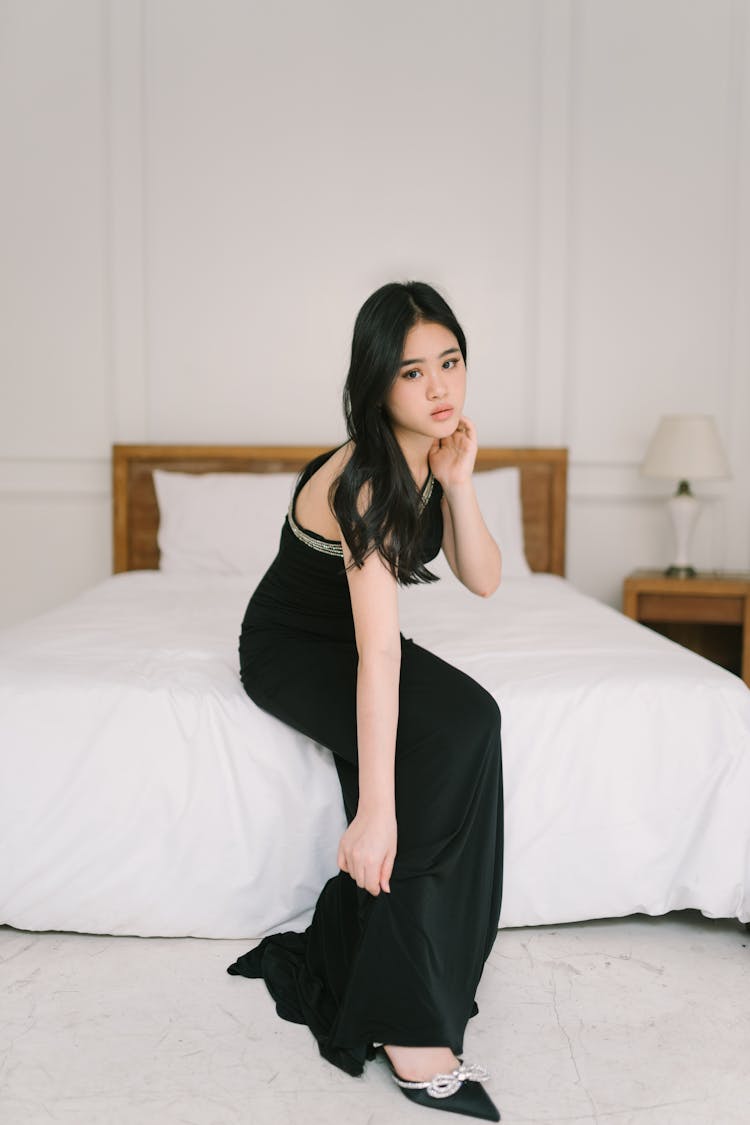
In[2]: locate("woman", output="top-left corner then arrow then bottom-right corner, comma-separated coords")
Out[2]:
227,281 -> 504,1121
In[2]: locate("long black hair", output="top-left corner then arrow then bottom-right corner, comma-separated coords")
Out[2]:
329,280 -> 467,585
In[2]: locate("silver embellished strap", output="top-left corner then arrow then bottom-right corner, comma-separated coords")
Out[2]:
391,1062 -> 490,1099
420,470 -> 435,508
287,493 -> 345,556
287,470 -> 434,557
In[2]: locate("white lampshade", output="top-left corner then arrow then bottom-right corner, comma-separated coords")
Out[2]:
640,414 -> 732,481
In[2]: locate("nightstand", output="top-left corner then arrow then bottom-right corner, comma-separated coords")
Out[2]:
622,569 -> 750,688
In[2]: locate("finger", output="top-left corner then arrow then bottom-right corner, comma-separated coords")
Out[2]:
380,855 -> 394,893
361,862 -> 380,897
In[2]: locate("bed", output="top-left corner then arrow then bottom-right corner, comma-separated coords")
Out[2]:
1,443 -> 748,940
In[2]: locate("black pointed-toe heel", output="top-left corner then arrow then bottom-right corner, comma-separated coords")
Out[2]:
377,1046 -> 501,1122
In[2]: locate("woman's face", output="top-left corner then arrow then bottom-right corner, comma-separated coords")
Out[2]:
383,320 -> 466,444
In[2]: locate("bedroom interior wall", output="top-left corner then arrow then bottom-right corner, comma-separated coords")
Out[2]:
1,0 -> 749,628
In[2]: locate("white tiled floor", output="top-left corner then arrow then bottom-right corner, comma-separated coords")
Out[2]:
1,910 -> 748,1124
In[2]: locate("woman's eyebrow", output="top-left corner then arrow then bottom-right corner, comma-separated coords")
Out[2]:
399,347 -> 460,368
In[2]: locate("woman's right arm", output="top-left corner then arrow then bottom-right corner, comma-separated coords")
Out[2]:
338,488 -> 401,897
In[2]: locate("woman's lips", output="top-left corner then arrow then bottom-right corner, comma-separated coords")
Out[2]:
431,406 -> 454,420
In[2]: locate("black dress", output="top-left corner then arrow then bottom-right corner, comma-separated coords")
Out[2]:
227,445 -> 504,1078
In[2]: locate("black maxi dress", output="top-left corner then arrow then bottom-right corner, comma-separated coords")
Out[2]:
226,446 -> 504,1078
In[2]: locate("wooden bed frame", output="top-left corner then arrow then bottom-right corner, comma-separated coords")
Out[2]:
112,444 -> 568,576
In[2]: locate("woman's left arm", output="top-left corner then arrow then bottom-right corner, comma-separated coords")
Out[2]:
430,416 -> 502,598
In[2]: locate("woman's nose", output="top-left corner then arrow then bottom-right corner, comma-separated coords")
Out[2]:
428,372 -> 448,398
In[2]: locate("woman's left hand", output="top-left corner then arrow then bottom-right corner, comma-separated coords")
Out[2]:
428,415 -> 478,489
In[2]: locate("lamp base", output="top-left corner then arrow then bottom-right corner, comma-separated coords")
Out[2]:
663,564 -> 697,578
665,482 -> 700,579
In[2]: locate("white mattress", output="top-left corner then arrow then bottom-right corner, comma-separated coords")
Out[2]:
1,570 -> 748,938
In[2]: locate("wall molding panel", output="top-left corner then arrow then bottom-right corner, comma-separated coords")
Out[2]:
107,0 -> 149,444
531,0 -> 574,448
0,459 -> 109,498
724,0 -> 750,565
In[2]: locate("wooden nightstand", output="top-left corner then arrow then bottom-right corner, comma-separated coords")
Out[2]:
622,569 -> 750,687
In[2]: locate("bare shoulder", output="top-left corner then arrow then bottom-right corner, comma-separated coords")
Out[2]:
328,438 -> 355,480
294,439 -> 355,540
331,441 -> 374,517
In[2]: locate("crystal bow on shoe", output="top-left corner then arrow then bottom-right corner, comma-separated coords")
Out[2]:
391,1061 -> 491,1099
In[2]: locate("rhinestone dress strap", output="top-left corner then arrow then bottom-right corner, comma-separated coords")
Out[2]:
420,470 -> 435,508
287,469 -> 435,557
286,491 -> 344,557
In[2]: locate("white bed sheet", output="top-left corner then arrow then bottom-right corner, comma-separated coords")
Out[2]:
1,570 -> 748,939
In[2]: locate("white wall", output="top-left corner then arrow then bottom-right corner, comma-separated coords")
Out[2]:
1,0 -> 749,626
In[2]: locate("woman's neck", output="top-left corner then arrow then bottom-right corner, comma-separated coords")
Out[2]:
393,431 -> 433,489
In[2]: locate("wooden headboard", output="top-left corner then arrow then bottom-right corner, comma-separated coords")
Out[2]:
112,444 -> 568,576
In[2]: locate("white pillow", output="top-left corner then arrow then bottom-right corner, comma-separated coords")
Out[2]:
428,465 -> 532,579
153,469 -> 299,575
152,464 -> 532,579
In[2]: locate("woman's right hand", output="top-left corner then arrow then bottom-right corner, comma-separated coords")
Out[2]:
337,805 -> 397,896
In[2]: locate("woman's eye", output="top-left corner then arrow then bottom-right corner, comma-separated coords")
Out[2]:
402,358 -> 459,379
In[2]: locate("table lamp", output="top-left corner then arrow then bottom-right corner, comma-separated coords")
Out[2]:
640,414 -> 732,578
